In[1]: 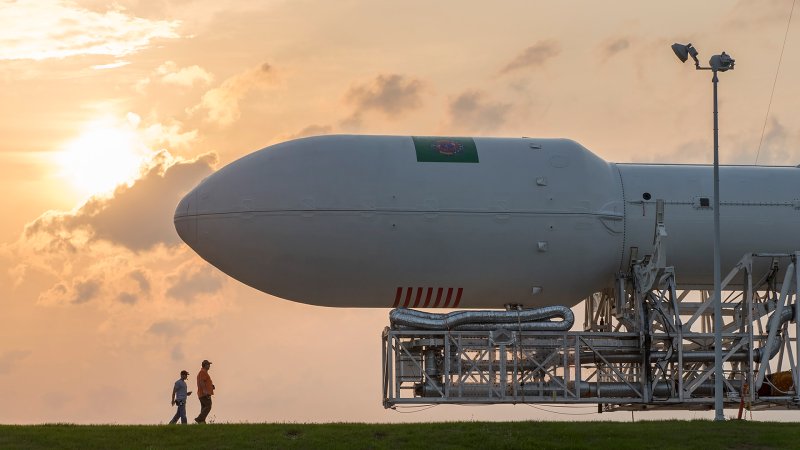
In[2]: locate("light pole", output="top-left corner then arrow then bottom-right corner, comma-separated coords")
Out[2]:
671,42 -> 735,422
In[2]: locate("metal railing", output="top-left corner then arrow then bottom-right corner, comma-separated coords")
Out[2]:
382,252 -> 800,411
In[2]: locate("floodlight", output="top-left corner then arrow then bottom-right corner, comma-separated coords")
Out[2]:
709,52 -> 735,72
671,43 -> 689,62
672,43 -> 700,66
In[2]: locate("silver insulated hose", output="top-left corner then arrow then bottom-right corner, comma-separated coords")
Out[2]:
389,305 -> 574,331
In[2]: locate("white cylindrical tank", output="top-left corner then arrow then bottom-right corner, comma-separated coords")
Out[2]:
174,135 -> 800,308
176,136 -> 625,308
617,163 -> 800,287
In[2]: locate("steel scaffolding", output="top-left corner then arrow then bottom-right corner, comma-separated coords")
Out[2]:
382,249 -> 800,412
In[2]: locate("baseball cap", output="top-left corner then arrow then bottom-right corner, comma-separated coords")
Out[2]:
202,359 -> 212,366
180,370 -> 189,376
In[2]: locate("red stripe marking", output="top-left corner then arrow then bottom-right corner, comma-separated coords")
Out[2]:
423,288 -> 433,307
393,287 -> 402,308
412,287 -> 423,308
443,287 -> 454,308
402,287 -> 413,308
453,288 -> 464,308
433,288 -> 444,307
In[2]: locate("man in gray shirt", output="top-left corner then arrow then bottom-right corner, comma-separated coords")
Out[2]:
169,370 -> 193,424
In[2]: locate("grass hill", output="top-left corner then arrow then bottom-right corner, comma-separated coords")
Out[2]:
1,420 -> 798,449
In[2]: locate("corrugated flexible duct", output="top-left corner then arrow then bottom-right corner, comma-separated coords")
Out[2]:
389,306 -> 574,331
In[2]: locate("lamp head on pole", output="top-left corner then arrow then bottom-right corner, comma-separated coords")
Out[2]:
709,52 -> 735,72
671,43 -> 700,66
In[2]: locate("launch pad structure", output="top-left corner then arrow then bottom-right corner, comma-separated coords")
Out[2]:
382,204 -> 800,413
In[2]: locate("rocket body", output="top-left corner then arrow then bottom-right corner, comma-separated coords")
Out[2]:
174,136 -> 800,308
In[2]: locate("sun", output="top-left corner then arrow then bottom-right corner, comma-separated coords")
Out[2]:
56,117 -> 152,198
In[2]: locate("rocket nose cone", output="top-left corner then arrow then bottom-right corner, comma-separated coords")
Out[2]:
174,189 -> 198,248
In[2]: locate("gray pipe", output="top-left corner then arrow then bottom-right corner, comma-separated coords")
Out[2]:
393,305 -> 792,364
390,306 -> 574,331
414,380 -> 741,398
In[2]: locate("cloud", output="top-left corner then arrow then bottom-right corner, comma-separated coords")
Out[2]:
290,125 -> 332,139
156,61 -> 214,87
92,60 -> 130,70
0,350 -> 31,374
71,278 -> 101,304
341,74 -> 425,128
171,344 -> 185,361
166,263 -> 225,303
25,152 -> 217,252
277,125 -> 333,142
117,292 -> 138,305
148,320 -> 188,338
447,90 -> 512,133
148,322 -> 202,363
644,138 -> 709,164
8,263 -> 28,288
7,147 -> 230,349
344,74 -> 425,116
189,63 -> 275,127
724,0 -> 793,29
499,40 -> 561,75
138,61 -> 214,91
32,247 -> 153,307
744,118 -> 795,165
0,1 -> 181,61
130,270 -> 151,294
146,329 -> 188,361
599,37 -> 631,62
18,148 -> 218,310
116,271 -> 149,304
141,122 -> 199,151
646,117 -> 799,165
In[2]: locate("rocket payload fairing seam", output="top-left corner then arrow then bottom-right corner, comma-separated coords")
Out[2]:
613,163 -> 628,273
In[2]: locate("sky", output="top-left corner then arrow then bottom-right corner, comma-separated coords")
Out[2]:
0,0 -> 799,424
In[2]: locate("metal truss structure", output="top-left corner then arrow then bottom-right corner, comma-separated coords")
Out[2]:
382,214 -> 800,412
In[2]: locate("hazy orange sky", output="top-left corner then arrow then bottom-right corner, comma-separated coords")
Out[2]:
0,0 -> 799,424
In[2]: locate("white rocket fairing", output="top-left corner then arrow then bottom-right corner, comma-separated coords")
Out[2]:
174,135 -> 800,309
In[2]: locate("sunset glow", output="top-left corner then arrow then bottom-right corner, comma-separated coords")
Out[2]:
55,119 -> 152,197
0,0 -> 798,426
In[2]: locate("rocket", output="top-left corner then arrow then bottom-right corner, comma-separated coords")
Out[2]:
174,135 -> 800,309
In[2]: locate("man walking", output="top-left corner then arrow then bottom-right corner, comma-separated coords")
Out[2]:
194,359 -> 215,423
169,370 -> 192,424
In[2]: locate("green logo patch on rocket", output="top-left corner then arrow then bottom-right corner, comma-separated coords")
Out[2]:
413,136 -> 479,163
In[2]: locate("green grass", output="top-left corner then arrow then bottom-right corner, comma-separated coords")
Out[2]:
0,421 -> 798,449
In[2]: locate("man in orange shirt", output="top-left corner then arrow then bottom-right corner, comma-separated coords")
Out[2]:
194,359 -> 215,424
